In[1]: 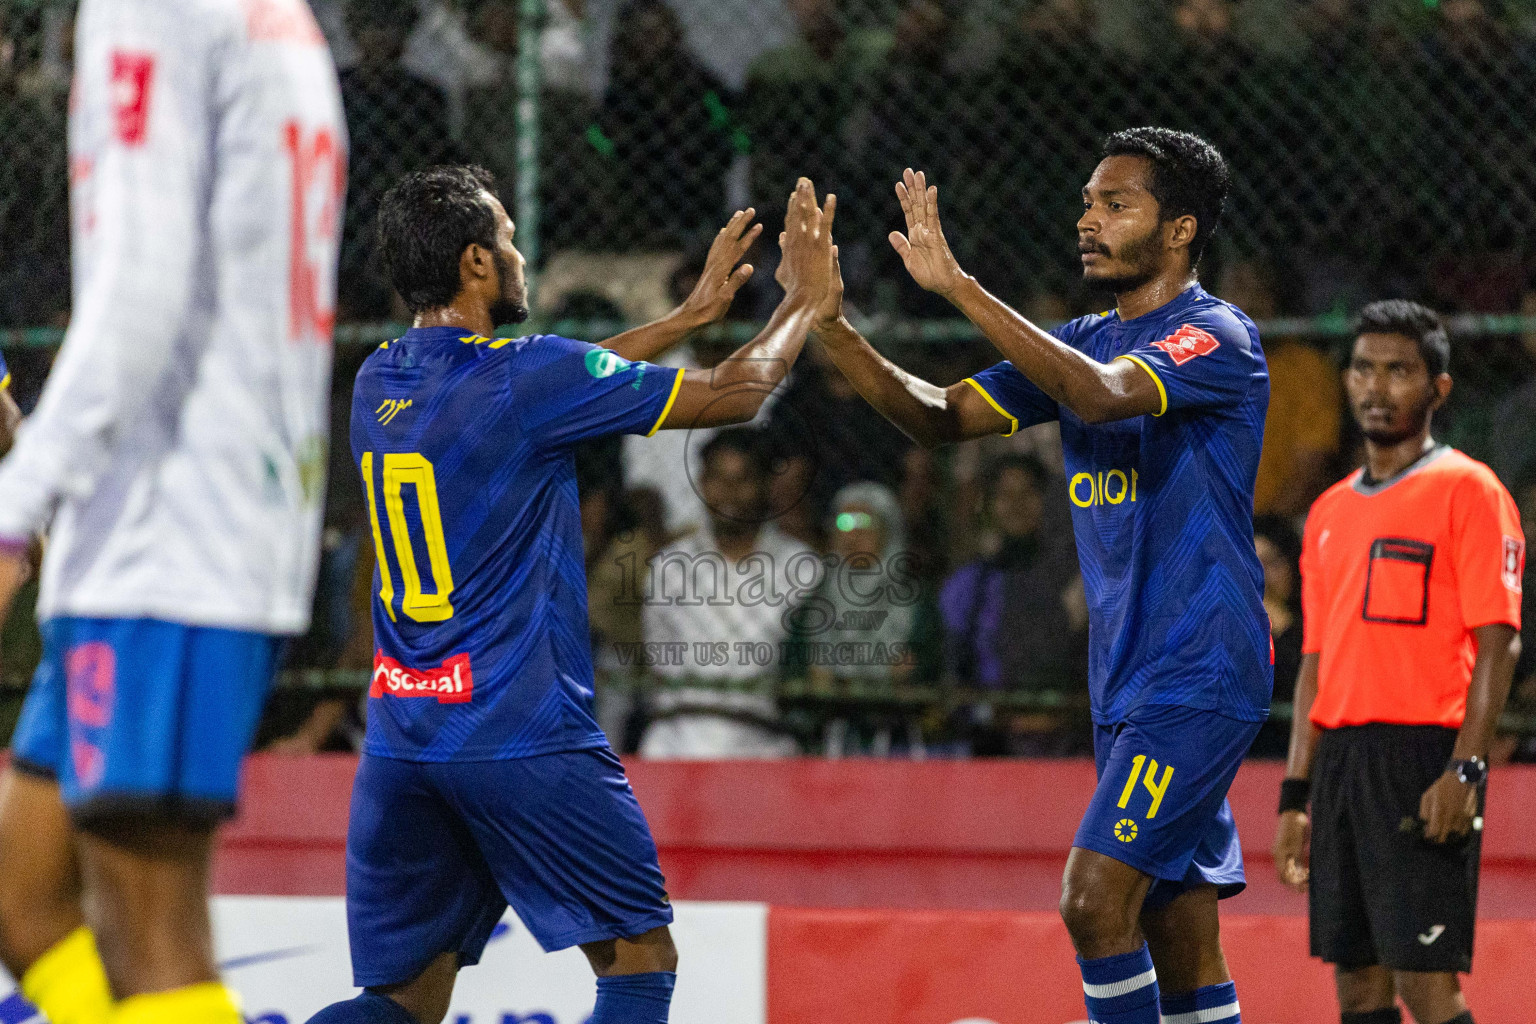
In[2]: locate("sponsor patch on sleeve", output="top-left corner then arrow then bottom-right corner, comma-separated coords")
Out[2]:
109,51 -> 156,147
1504,536 -> 1526,594
1151,324 -> 1221,366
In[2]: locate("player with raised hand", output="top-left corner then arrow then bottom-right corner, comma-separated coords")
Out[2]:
813,128 -> 1269,1024
303,171 -> 832,1024
0,0 -> 344,1021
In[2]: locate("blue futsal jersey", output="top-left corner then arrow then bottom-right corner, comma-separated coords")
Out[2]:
351,327 -> 684,761
967,284 -> 1272,725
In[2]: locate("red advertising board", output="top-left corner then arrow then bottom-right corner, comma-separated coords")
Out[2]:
768,908 -> 1536,1024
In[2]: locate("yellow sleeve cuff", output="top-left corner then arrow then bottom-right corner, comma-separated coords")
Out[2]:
961,377 -> 1018,437
1116,354 -> 1168,417
0,373 -> 10,390
646,367 -> 686,437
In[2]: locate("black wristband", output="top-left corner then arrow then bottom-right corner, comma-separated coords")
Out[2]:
1278,777 -> 1311,815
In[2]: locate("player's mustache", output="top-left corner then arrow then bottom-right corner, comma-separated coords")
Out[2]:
1078,240 -> 1111,256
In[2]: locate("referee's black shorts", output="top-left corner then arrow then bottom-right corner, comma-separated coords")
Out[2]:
1309,724 -> 1482,973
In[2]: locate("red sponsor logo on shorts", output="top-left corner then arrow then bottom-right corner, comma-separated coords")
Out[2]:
1151,324 -> 1221,366
109,50 -> 156,147
1505,535 -> 1526,594
66,641 -> 116,729
71,740 -> 105,790
370,651 -> 474,704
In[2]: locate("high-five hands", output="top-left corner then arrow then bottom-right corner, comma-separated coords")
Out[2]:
812,243 -> 845,334
776,177 -> 837,307
889,168 -> 966,299
678,207 -> 763,327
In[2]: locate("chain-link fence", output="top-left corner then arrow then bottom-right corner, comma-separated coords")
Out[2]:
5,0 -> 1536,324
1,0 -> 1535,756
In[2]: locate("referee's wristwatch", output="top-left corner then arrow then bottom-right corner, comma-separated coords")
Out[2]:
1450,756 -> 1488,786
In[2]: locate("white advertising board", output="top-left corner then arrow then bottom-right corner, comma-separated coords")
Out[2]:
0,899 -> 767,1024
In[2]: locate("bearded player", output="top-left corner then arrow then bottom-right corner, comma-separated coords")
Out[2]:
0,0 -> 344,1022
813,128 -> 1269,1024
302,169 -> 833,1024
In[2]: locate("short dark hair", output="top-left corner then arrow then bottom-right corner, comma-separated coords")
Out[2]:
377,165 -> 500,314
1353,299 -> 1450,377
1101,127 -> 1230,264
700,428 -> 770,480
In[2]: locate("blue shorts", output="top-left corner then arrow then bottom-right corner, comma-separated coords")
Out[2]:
1074,704 -> 1260,906
346,747 -> 674,988
10,617 -> 280,825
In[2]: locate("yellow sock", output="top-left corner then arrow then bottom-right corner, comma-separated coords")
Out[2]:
111,983 -> 242,1024
19,926 -> 114,1024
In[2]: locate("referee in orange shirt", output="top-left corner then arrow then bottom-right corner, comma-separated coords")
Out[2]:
1273,301 -> 1524,1024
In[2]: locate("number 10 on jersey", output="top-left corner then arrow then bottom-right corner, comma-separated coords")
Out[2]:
362,452 -> 456,622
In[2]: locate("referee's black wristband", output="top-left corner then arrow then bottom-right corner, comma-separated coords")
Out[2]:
1279,778 -> 1311,815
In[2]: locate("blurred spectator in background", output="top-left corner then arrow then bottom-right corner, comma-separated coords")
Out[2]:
640,430 -> 820,758
1247,515 -> 1304,757
619,251 -> 780,540
1221,260 -> 1343,516
787,482 -> 941,755
583,482 -> 668,750
762,343 -> 915,529
595,0 -> 738,248
863,0 -> 968,317
743,0 -> 887,288
939,455 -> 1086,755
897,447 -> 950,587
337,0 -> 455,319
1171,0 -> 1236,53
462,0 -> 604,252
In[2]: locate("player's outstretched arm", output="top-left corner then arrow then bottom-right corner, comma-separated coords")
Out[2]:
813,248 -> 1010,448
890,168 -> 1160,424
656,178 -> 833,431
603,208 -> 762,363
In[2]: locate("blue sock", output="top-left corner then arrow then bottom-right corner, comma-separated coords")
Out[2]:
304,991 -> 420,1024
1161,981 -> 1241,1023
1077,945 -> 1160,1023
0,993 -> 41,1024
590,972 -> 676,1024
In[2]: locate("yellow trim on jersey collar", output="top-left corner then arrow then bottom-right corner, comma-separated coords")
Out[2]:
0,373 -> 10,390
646,367 -> 686,437
1116,354 -> 1168,417
961,377 -> 1017,436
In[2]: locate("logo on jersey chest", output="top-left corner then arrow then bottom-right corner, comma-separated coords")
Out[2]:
371,651 -> 474,703
1151,324 -> 1221,365
376,398 -> 412,425
1070,468 -> 1139,508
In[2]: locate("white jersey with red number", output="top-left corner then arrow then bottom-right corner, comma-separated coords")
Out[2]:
0,0 -> 346,633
